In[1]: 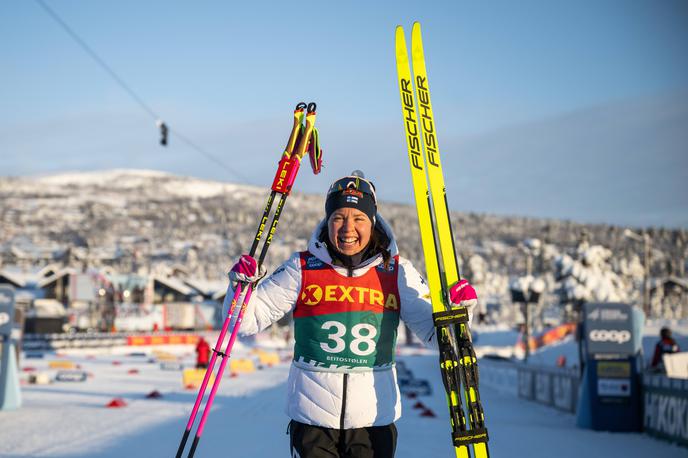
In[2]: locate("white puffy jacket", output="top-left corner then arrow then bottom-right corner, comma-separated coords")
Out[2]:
222,216 -> 440,429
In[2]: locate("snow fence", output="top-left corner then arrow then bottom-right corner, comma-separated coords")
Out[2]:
480,358 -> 688,448
643,373 -> 688,447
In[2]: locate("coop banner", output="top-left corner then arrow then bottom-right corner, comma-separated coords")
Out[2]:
582,302 -> 637,356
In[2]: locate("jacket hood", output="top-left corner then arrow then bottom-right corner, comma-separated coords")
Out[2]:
307,213 -> 399,267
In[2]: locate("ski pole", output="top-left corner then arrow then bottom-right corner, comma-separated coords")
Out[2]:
176,102 -> 319,458
174,103 -> 306,458
175,102 -> 307,458
186,103 -> 317,458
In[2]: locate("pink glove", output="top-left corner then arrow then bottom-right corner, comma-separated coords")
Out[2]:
228,254 -> 266,286
449,279 -> 478,309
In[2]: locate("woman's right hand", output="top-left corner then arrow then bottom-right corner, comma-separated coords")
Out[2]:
228,254 -> 266,286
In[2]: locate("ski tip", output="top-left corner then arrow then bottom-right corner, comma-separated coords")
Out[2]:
395,26 -> 406,45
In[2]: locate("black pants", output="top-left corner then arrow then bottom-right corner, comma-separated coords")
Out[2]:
289,421 -> 397,458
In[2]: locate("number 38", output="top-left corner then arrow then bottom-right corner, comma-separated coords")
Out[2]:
320,321 -> 377,356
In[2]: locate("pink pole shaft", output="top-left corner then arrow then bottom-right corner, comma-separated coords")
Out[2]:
194,285 -> 254,438
183,282 -> 244,431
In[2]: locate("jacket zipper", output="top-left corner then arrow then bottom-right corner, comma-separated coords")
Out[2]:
340,265 -> 354,430
340,373 -> 348,430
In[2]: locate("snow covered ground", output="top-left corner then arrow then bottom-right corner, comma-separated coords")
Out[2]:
1,329 -> 686,457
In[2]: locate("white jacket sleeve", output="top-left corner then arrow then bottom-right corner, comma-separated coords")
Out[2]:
221,252 -> 302,336
397,257 -> 438,348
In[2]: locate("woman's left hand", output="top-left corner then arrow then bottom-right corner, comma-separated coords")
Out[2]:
449,279 -> 477,309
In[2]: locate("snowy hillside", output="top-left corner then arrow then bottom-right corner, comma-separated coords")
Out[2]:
1,169 -> 685,324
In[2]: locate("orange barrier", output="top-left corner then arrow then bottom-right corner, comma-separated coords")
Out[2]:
541,323 -> 576,346
49,360 -> 76,369
230,358 -> 256,374
152,350 -> 178,361
183,368 -> 215,388
257,351 -> 280,367
127,334 -> 201,346
517,323 -> 577,351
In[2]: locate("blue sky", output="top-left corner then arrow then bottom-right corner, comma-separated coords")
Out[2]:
2,0 -> 687,228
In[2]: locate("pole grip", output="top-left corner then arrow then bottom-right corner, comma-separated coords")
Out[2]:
270,156 -> 301,195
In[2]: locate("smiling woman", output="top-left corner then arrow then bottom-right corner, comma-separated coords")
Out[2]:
222,170 -> 479,457
325,173 -> 377,258
328,207 -> 372,256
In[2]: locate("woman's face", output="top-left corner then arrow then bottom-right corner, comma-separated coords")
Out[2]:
328,207 -> 373,256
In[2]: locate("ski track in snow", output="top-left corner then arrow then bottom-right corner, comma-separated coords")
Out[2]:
1,344 -> 686,457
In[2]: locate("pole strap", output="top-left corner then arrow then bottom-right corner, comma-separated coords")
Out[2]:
212,347 -> 228,358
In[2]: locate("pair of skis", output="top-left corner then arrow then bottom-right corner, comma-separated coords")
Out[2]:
175,102 -> 322,458
395,23 -> 489,458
